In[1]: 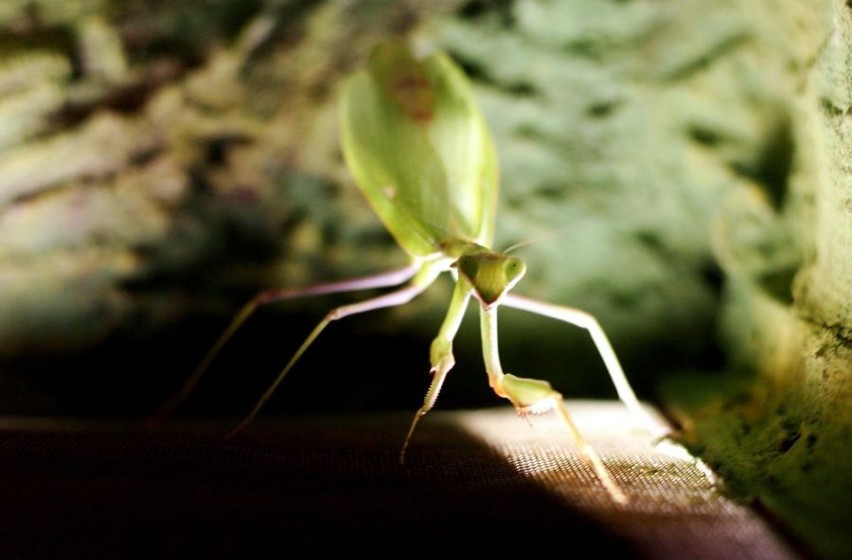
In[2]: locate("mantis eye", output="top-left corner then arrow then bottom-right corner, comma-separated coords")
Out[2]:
457,255 -> 479,283
503,257 -> 527,288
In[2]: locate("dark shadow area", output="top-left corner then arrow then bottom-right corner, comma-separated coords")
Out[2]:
0,414 -> 639,559
0,299 -> 537,421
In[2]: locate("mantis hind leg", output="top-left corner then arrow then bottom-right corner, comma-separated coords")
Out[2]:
226,279 -> 430,437
152,263 -> 422,424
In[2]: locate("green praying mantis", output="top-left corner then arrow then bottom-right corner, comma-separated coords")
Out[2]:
160,40 -> 667,504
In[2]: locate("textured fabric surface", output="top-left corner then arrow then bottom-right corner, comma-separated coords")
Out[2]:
0,402 -> 804,559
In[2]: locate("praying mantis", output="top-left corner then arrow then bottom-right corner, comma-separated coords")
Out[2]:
160,40 -> 665,504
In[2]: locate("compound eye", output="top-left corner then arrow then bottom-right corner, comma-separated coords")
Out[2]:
457,255 -> 479,282
503,257 -> 527,285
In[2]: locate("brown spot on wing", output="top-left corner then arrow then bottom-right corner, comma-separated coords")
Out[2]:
388,73 -> 434,124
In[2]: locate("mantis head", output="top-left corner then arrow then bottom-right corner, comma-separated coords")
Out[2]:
455,248 -> 527,307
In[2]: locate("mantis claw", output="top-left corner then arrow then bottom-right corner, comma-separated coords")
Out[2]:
495,373 -> 561,412
400,281 -> 473,462
481,304 -> 630,503
495,373 -> 629,504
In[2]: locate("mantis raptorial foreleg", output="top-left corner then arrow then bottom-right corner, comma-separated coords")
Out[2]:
502,293 -> 670,440
154,263 -> 422,422
401,279 -> 473,462
479,302 -> 629,504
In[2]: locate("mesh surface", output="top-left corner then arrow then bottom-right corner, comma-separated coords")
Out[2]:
0,402 -> 805,559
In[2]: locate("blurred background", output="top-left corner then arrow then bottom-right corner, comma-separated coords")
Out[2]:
0,2 -> 848,558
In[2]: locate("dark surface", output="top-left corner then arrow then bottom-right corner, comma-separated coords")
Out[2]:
0,407 -> 806,560
0,418 -> 628,559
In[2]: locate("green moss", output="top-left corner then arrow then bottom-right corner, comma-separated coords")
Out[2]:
663,328 -> 852,559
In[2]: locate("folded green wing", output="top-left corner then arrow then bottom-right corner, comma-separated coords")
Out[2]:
339,41 -> 498,258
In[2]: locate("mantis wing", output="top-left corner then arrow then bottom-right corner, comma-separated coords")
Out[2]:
339,42 -> 498,258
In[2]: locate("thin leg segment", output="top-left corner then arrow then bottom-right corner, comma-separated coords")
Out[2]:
154,263 -> 422,422
227,277 -> 434,437
400,279 -> 473,462
501,293 -> 669,438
